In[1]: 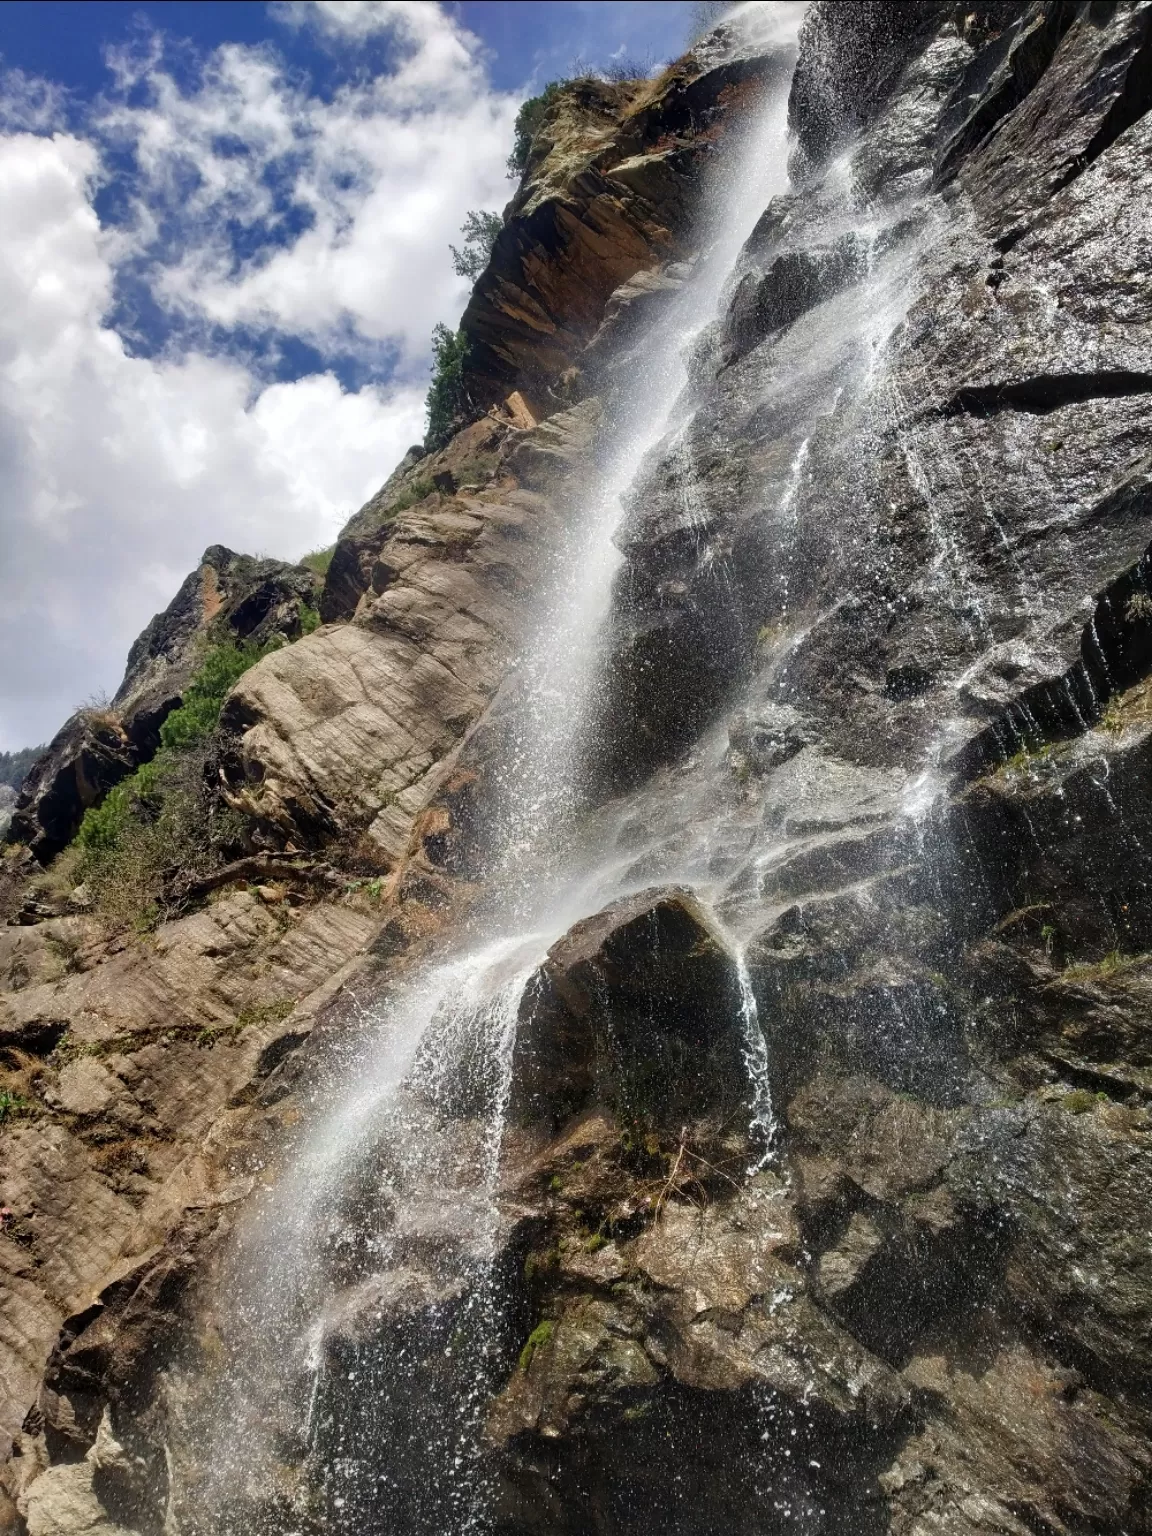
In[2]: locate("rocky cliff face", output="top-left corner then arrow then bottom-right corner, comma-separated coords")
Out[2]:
5,5 -> 1152,1534
8,549 -> 322,865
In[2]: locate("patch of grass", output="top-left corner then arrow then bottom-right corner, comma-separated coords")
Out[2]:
68,637 -> 279,929
388,478 -> 435,516
1060,947 -> 1145,985
235,997 -> 296,1029
195,1021 -> 243,1048
43,930 -> 85,975
0,1088 -> 36,1124
583,1232 -> 607,1253
518,1319 -> 555,1371
298,600 -> 321,637
299,546 -> 335,576
997,741 -> 1053,777
1061,1089 -> 1105,1115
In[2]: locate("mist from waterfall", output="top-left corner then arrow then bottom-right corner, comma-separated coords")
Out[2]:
175,7 -> 915,1530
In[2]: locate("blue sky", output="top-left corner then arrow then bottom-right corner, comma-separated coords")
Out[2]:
2,3 -> 696,96
0,1 -> 702,748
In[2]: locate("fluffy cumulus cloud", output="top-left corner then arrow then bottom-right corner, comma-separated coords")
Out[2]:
0,1 -> 518,747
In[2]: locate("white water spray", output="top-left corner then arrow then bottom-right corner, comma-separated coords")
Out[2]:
189,11 -> 808,1529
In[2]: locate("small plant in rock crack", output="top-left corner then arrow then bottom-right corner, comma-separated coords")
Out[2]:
234,997 -> 296,1030
1126,591 -> 1152,622
1062,1089 -> 1108,1115
0,1089 -> 36,1124
1060,946 -> 1144,984
1100,699 -> 1126,734
999,741 -> 1053,777
518,1319 -> 555,1371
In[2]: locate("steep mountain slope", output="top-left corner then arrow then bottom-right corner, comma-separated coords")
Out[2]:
4,4 -> 1152,1533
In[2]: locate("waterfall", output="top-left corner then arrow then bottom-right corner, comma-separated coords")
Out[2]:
484,4 -> 806,928
183,10 -> 829,1530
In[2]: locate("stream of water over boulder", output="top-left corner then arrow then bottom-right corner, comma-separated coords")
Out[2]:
7,2 -> 1152,1533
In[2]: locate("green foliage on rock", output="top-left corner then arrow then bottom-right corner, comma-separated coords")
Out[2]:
158,639 -> 275,753
507,81 -> 568,175
76,756 -> 164,856
0,1088 -> 36,1124
73,638 -> 278,927
425,324 -> 471,451
518,1319 -> 555,1370
299,545 -> 335,576
388,478 -> 435,516
450,209 -> 503,281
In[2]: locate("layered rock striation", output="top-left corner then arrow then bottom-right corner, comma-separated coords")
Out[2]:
6,5 -> 1152,1534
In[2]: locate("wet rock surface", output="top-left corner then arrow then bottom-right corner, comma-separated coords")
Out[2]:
6,3 -> 1152,1533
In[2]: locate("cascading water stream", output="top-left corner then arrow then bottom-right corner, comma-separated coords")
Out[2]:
734,949 -> 778,1170
484,4 -> 806,930
179,2 -> 984,1524
188,12 -> 807,1531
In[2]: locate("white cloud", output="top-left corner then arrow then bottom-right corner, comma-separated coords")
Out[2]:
0,2 -> 517,747
101,4 -> 516,366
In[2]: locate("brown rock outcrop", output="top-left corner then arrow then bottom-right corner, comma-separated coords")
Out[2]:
218,403 -> 600,863
459,47 -> 793,417
8,550 -> 321,863
0,890 -> 377,1466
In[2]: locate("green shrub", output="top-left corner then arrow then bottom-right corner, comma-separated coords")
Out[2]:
425,324 -> 471,451
74,746 -> 221,928
298,600 -> 321,636
77,758 -> 163,854
159,639 -> 276,752
507,81 -> 568,175
73,637 -> 276,927
299,546 -> 335,576
450,209 -> 503,281
0,1088 -> 35,1124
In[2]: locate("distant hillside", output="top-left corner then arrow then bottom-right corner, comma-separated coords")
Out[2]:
0,744 -> 44,791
